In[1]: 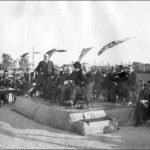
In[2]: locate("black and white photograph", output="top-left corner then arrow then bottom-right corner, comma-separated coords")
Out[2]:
0,1 -> 150,149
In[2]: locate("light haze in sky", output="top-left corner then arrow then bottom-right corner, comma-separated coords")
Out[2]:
0,1 -> 150,67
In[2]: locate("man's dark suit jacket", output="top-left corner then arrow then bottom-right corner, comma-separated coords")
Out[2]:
36,60 -> 54,77
70,69 -> 86,86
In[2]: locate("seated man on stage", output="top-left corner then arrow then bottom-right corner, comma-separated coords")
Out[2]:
82,63 -> 95,104
51,69 -> 62,103
58,65 -> 72,106
29,53 -> 55,101
59,64 -> 67,76
64,61 -> 87,107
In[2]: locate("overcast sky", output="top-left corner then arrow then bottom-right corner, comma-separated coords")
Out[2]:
0,1 -> 150,67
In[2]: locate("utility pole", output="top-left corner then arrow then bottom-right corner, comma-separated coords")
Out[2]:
32,45 -> 34,71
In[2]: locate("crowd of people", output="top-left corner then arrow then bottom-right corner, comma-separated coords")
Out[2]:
0,53 -> 150,127
0,53 -> 144,107
0,69 -> 29,106
27,53 -> 140,107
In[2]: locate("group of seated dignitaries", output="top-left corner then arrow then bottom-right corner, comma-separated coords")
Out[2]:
28,52 -> 94,108
63,62 -> 94,108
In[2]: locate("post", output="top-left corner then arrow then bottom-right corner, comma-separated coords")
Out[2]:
28,66 -> 31,91
33,45 -> 34,71
143,63 -> 145,73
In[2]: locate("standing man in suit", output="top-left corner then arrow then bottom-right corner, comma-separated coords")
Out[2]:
29,53 -> 55,101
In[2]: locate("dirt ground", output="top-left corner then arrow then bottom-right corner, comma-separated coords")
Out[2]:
0,103 -> 150,149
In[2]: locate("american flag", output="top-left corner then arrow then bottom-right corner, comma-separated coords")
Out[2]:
34,51 -> 40,54
46,48 -> 67,56
78,47 -> 93,62
97,37 -> 135,56
20,52 -> 40,58
20,52 -> 29,58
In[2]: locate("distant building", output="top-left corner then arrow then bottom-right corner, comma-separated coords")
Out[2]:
132,62 -> 150,73
132,62 -> 150,84
93,65 -> 109,71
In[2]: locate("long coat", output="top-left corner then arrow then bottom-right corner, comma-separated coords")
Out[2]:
36,60 -> 55,76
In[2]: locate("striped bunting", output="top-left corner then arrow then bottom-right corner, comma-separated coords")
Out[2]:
78,47 -> 93,62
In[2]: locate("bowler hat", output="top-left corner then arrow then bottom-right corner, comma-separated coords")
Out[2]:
73,61 -> 81,69
4,70 -> 8,73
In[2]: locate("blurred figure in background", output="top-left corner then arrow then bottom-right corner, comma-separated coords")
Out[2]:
0,70 -> 9,104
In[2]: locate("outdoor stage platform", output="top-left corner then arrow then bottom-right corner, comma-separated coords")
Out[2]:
13,96 -> 136,135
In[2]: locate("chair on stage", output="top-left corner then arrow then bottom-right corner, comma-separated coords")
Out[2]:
74,86 -> 93,109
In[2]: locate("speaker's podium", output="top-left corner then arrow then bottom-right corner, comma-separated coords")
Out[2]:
0,87 -> 17,107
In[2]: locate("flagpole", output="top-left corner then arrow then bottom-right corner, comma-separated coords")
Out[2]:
143,63 -> 145,73
28,65 -> 31,92
33,45 -> 34,71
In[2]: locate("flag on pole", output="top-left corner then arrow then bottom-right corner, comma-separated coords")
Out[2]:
20,52 -> 29,58
34,51 -> 40,54
78,47 -> 93,62
46,48 -> 67,56
97,36 -> 136,56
